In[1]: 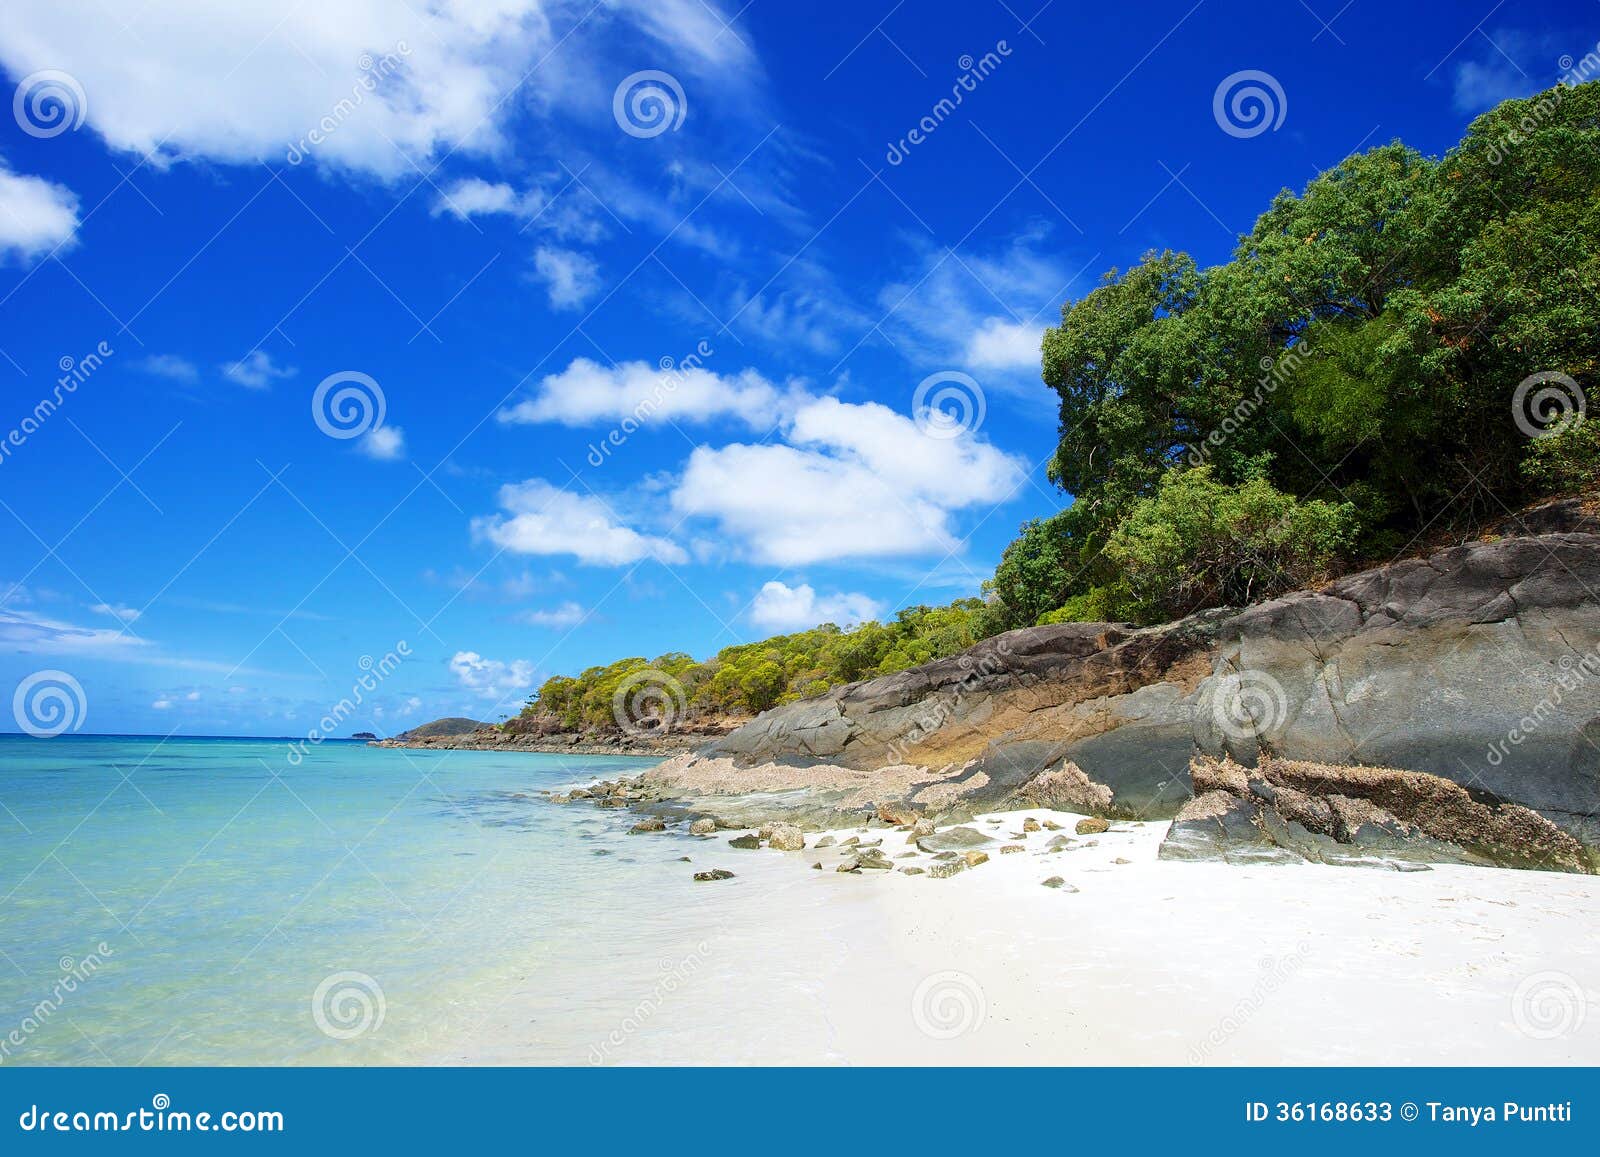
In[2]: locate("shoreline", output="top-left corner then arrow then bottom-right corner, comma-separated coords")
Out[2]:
370,735 -> 697,758
434,800 -> 1600,1065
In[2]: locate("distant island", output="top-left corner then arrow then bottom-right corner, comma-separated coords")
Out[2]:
350,731 -> 376,740
394,717 -> 488,741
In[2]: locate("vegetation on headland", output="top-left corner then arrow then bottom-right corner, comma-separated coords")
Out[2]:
398,716 -> 488,739
512,81 -> 1599,731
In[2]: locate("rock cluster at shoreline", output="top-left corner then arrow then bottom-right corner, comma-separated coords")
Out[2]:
618,512 -> 1600,874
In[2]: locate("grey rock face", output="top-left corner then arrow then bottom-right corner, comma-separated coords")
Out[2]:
648,526 -> 1600,862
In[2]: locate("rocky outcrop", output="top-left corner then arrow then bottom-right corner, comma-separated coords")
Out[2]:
1161,756 -> 1593,873
638,520 -> 1600,869
374,716 -> 741,756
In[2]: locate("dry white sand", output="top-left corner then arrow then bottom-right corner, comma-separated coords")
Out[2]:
438,808 -> 1600,1065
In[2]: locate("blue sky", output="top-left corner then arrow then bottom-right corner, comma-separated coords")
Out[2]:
0,0 -> 1591,737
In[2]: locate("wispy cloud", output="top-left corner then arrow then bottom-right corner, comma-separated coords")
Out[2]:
221,350 -> 295,390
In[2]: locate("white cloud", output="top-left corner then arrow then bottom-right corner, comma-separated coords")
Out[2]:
0,162 -> 79,263
498,357 -> 790,429
138,354 -> 200,382
431,177 -> 522,219
222,350 -> 295,389
90,602 -> 142,623
431,177 -> 606,242
0,3 -> 759,180
671,395 -> 1025,565
0,606 -> 145,654
878,229 -> 1073,384
398,695 -> 422,716
472,478 -> 688,566
358,425 -> 405,460
1451,30 -> 1552,113
449,650 -> 535,700
964,317 -> 1042,371
185,690 -> 201,700
515,601 -> 589,628
530,245 -> 600,309
749,581 -> 882,631
152,698 -> 173,710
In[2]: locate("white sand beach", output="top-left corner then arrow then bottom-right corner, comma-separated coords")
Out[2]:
438,809 -> 1600,1066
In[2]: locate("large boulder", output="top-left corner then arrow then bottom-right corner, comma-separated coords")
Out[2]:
1159,756 -> 1594,873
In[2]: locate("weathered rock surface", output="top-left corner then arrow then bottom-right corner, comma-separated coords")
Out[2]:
767,823 -> 806,851
915,826 -> 993,853
1161,756 -> 1593,873
636,518 -> 1600,869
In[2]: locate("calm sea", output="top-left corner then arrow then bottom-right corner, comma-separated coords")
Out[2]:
0,734 -> 685,1064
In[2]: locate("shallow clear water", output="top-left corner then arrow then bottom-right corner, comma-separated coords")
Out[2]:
0,734 -> 667,1065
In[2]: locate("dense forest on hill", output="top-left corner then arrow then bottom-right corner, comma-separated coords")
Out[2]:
516,80 -> 1599,732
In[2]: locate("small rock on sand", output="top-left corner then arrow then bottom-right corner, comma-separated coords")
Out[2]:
1022,818 -> 1041,832
767,823 -> 806,851
1076,817 -> 1110,835
928,860 -> 965,879
689,818 -> 716,835
815,835 -> 837,848
1000,844 -> 1025,854
916,826 -> 992,853
900,866 -> 926,875
963,850 -> 990,868
693,869 -> 734,882
1041,876 -> 1065,888
629,818 -> 667,833
1043,820 -> 1063,831
728,834 -> 762,849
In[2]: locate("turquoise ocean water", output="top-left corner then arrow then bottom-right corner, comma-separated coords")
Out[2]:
0,735 -> 671,1065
